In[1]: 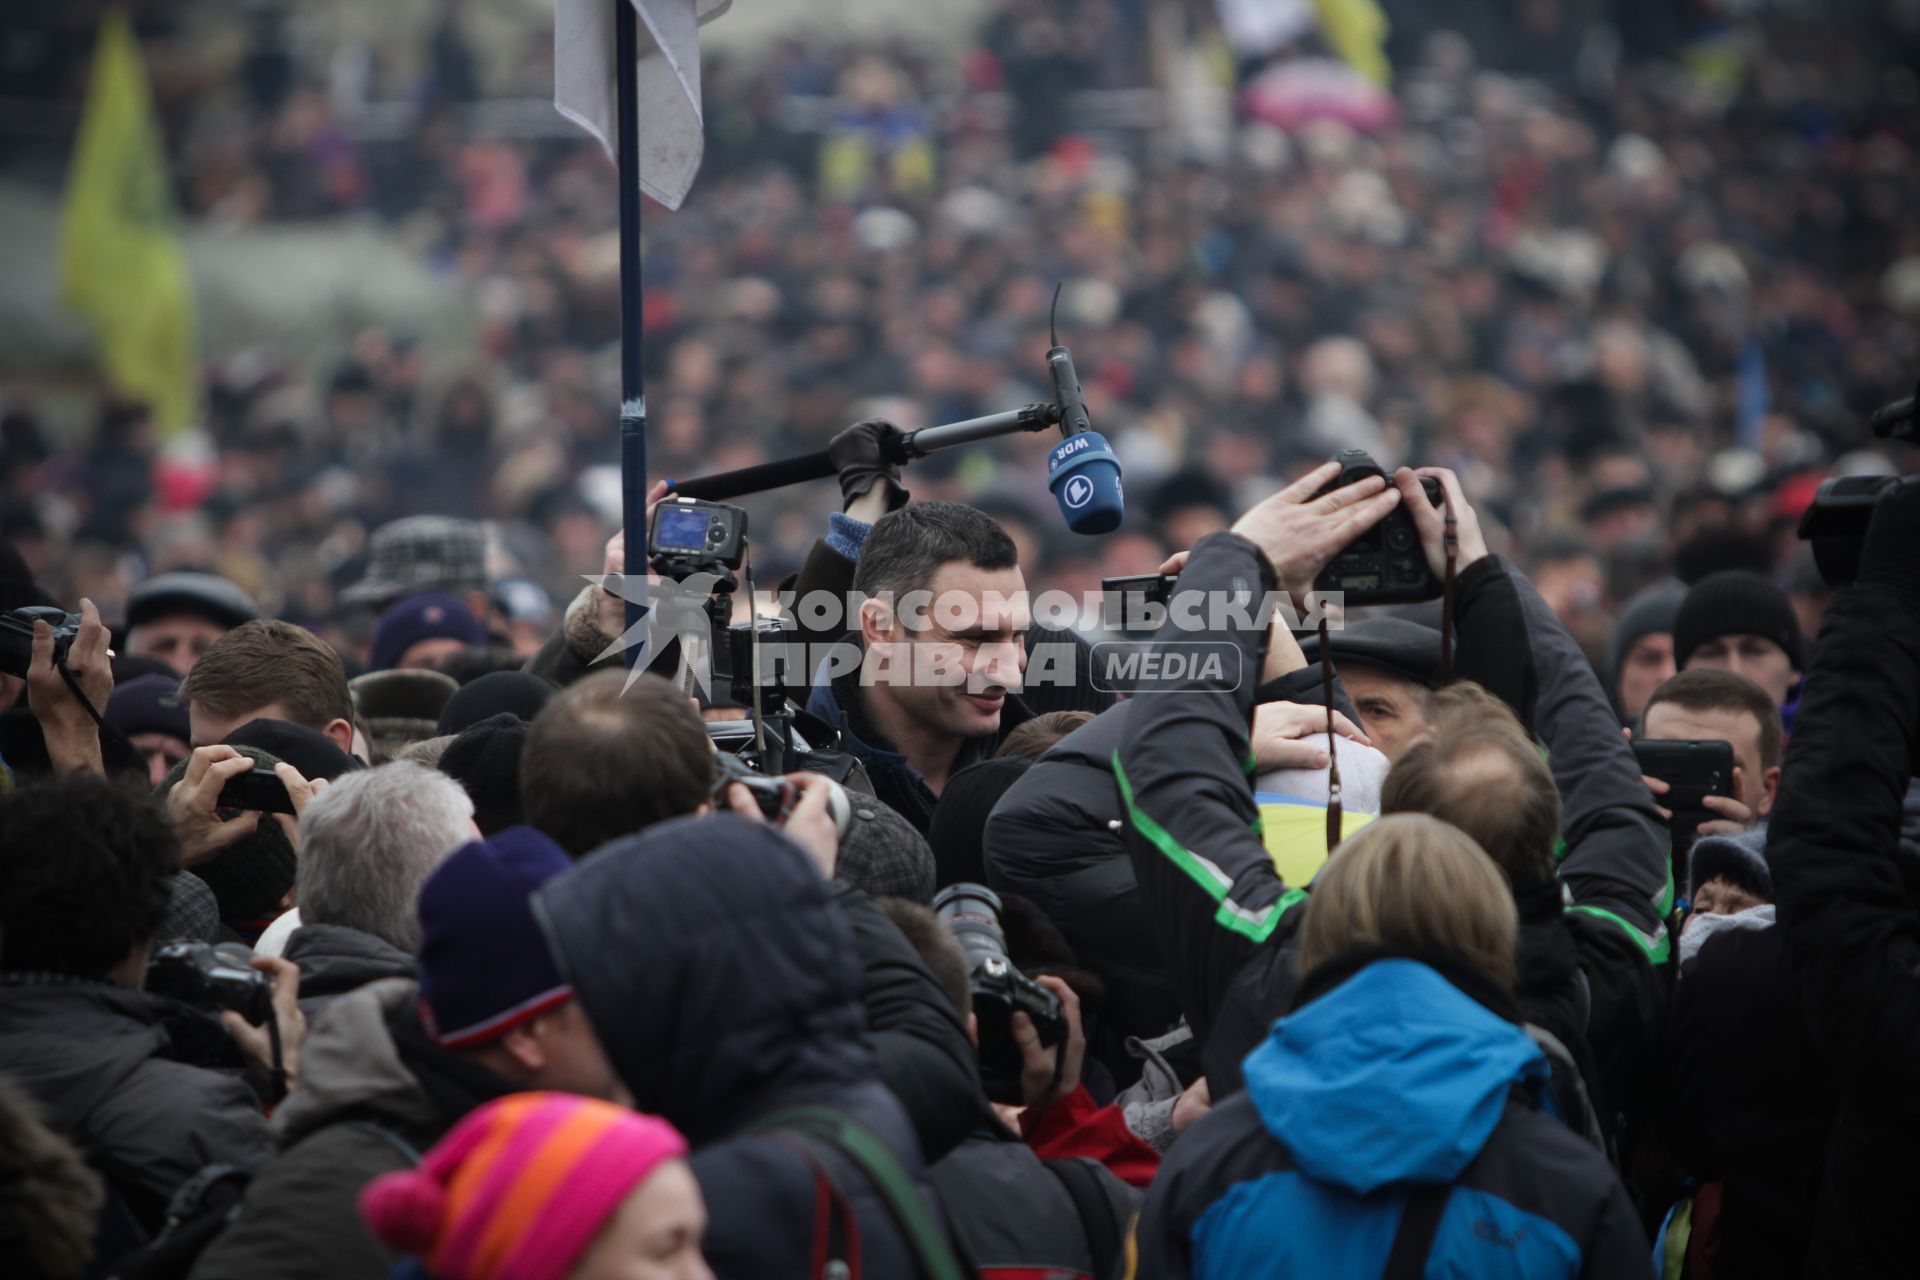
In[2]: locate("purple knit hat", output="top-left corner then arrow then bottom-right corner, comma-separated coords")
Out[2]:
416,826 -> 573,1048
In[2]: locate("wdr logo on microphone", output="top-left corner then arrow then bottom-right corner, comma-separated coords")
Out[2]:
1062,475 -> 1095,509
1091,642 -> 1242,694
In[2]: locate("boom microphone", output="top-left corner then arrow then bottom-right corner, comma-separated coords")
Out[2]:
1043,290 -> 1124,535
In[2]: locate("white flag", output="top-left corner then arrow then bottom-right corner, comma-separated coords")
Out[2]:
554,0 -> 731,211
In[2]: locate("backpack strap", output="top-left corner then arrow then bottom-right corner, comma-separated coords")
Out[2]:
1380,1184 -> 1450,1280
336,1119 -> 425,1167
1045,1157 -> 1126,1280
751,1106 -> 966,1280
757,1131 -> 861,1280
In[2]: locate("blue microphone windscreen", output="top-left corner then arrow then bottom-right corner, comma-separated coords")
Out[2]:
1048,431 -> 1125,535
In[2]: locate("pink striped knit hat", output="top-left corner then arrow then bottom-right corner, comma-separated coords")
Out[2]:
359,1093 -> 689,1280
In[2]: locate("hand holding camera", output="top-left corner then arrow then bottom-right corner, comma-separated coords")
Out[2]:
168,746 -> 266,866
718,762 -> 850,879
1392,466 -> 1488,581
146,944 -> 306,1099
19,598 -> 114,776
1230,459 -> 1402,604
1012,973 -> 1084,1113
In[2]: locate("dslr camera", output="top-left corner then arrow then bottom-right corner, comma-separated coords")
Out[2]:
932,883 -> 1067,1104
145,941 -> 274,1026
0,605 -> 79,679
1798,386 -> 1920,586
649,495 -> 747,576
1313,450 -> 1444,605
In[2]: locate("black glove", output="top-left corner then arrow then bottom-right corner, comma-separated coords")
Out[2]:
828,419 -> 910,514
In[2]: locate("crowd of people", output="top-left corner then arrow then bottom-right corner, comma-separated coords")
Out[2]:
6,1 -> 1918,674
5,0 -> 1920,1278
5,416 -> 1920,1277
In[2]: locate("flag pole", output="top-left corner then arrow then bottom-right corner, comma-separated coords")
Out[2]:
614,0 -> 648,664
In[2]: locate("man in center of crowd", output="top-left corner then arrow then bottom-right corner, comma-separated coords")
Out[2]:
807,500 -> 1035,832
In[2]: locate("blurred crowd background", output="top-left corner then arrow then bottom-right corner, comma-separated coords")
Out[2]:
2,0 -> 1918,668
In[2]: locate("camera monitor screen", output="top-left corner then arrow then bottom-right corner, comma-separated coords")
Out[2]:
656,507 -> 710,550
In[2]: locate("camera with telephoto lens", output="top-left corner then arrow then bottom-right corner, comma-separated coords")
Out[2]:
932,882 -> 1067,1104
145,941 -> 273,1026
0,606 -> 79,679
649,496 -> 747,575
1313,450 -> 1444,605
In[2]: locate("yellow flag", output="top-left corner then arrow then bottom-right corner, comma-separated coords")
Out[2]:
1312,0 -> 1392,87
60,9 -> 199,434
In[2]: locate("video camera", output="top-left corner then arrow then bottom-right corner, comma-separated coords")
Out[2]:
1798,385 -> 1920,586
0,605 -> 79,679
647,494 -> 822,775
1313,450 -> 1444,606
648,495 -> 747,576
145,941 -> 273,1026
932,882 -> 1067,1105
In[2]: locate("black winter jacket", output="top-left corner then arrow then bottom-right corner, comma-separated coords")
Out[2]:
0,976 -> 271,1248
1661,925 -> 1832,1279
1112,537 -> 1671,1106
807,651 -> 1033,835
189,979 -> 513,1280
533,814 -> 976,1277
984,663 -> 1354,1056
930,1116 -> 1139,1280
1769,486 -> 1920,1279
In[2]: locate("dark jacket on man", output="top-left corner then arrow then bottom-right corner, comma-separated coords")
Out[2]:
534,815 -> 976,1277
808,650 -> 1036,836
984,664 -> 1352,1057
931,1114 -> 1139,1280
1661,924 -> 1832,1279
190,978 -> 512,1280
281,923 -> 416,1014
1110,537 -> 1671,1117
0,975 -> 271,1244
1769,486 -> 1920,1279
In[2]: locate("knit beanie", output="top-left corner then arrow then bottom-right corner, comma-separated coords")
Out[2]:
359,1093 -> 687,1280
104,673 -> 189,742
369,592 -> 487,673
1686,825 -> 1773,902
928,756 -> 1032,890
416,826 -> 573,1048
437,671 -> 557,736
438,713 -> 529,837
1672,571 -> 1804,672
1610,579 -> 1687,686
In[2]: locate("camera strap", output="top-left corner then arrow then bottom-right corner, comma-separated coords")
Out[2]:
1321,614 -> 1342,854
1440,497 -> 1459,686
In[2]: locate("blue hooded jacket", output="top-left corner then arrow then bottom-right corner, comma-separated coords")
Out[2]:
1134,957 -> 1648,1278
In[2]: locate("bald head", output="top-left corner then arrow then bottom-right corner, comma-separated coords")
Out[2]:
1382,723 -> 1561,889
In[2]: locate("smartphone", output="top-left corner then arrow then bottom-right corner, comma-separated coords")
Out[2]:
1631,738 -> 1734,872
216,768 -> 297,816
1100,574 -> 1178,630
